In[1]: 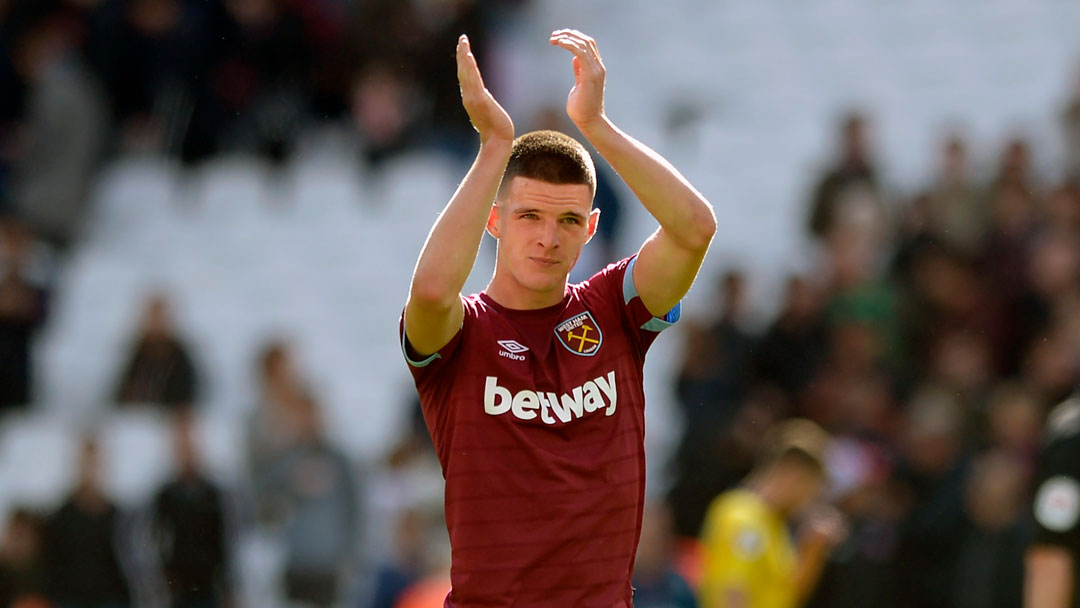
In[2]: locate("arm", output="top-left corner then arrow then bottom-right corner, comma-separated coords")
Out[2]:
1026,546 -> 1075,608
550,30 -> 716,317
404,35 -> 514,356
793,505 -> 847,603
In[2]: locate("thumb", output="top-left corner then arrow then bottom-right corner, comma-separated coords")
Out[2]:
572,56 -> 582,80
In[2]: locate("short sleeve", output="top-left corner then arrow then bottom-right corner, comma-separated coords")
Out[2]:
1032,447 -> 1080,548
1031,401 -> 1080,548
700,499 -> 769,606
399,302 -> 466,385
588,256 -> 681,356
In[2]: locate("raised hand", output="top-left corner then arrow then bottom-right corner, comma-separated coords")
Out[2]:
549,29 -> 607,130
457,35 -> 513,144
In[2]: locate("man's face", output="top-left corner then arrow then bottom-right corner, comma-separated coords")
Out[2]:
778,463 -> 825,516
488,176 -> 598,300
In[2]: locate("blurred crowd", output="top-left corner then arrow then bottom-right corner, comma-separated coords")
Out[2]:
666,74 -> 1080,607
0,0 -> 527,248
1,1 -> 1080,607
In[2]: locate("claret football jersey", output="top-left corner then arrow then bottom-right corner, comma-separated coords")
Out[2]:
400,256 -> 680,607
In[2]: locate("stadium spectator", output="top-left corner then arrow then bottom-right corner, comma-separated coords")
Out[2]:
632,504 -> 698,608
923,329 -> 995,429
83,0 -> 223,161
698,419 -> 846,608
989,137 -> 1039,202
1065,63 -> 1080,185
983,382 -> 1044,466
951,450 -> 1028,608
1043,180 -> 1080,232
43,437 -> 132,608
891,389 -> 971,608
925,135 -> 987,256
750,274 -> 827,402
668,270 -> 758,537
259,391 -> 358,608
0,508 -> 48,608
214,0 -> 315,162
801,319 -> 896,435
675,270 -> 755,427
246,338 -> 308,518
365,508 -> 433,608
669,386 -> 787,539
806,438 -> 898,608
113,292 -> 200,411
806,111 -> 885,241
348,59 -> 424,168
150,412 -> 233,608
0,215 -> 49,413
362,413 -> 442,571
8,4 -> 107,249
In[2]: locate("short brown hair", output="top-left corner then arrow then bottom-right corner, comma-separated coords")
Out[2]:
500,130 -> 596,197
762,418 -> 829,475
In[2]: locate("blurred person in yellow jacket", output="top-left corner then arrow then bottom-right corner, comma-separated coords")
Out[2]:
699,419 -> 846,608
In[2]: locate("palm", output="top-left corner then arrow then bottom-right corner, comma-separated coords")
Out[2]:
551,31 -> 606,128
457,36 -> 513,143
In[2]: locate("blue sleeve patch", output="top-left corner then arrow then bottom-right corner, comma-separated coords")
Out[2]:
401,329 -> 441,368
641,302 -> 681,332
623,256 -> 681,333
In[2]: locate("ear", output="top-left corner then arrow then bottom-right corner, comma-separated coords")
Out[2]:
584,208 -> 601,243
485,203 -> 501,238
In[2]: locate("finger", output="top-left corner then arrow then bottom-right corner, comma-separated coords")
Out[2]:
551,36 -> 602,77
456,36 -> 485,91
550,28 -> 595,45
550,35 -> 590,59
564,29 -> 596,45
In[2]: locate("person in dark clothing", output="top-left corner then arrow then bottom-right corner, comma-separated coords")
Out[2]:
752,274 -> 827,401
667,270 -> 762,537
151,412 -> 232,608
113,292 -> 199,410
84,0 -> 226,161
261,391 -> 357,608
632,504 -> 697,608
951,450 -> 1027,608
0,215 -> 48,413
1026,396 -> 1080,608
806,111 -> 884,240
44,437 -> 132,608
890,391 -> 970,608
0,507 -> 48,608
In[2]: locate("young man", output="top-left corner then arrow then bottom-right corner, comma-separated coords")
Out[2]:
698,419 -> 845,608
1026,396 -> 1080,608
400,29 -> 716,607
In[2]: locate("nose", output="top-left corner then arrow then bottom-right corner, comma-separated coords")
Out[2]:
537,219 -> 559,249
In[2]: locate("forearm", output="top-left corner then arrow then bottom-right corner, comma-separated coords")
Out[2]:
579,116 -> 715,251
794,539 -> 831,604
1026,548 -> 1075,608
410,139 -> 512,306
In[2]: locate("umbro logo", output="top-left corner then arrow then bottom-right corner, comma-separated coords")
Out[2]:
497,340 -> 529,361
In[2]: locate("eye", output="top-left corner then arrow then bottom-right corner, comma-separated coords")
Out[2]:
520,213 -> 539,220
560,216 -> 582,225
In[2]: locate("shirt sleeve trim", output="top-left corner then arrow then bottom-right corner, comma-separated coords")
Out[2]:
401,329 -> 442,368
623,255 -> 682,333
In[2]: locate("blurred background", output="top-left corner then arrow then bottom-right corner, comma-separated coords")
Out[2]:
1,0 -> 1079,606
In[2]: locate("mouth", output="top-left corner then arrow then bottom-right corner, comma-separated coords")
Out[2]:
529,257 -> 560,268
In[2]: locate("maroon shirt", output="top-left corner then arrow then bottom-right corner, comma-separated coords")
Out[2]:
401,257 -> 680,607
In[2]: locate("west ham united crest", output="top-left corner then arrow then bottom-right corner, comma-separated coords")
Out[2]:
555,311 -> 603,356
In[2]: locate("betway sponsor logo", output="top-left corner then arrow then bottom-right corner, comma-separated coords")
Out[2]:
483,371 -> 617,424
